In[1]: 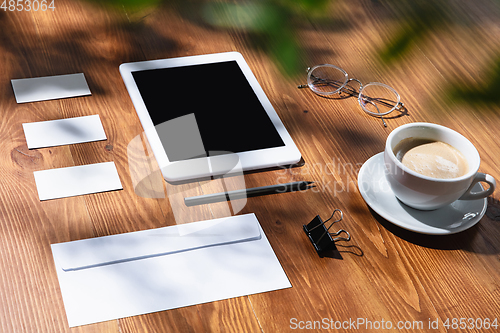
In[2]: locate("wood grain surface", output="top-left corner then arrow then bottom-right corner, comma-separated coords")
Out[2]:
1,0 -> 499,332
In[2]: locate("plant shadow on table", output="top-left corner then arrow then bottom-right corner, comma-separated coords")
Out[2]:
0,0 -> 181,98
367,197 -> 500,254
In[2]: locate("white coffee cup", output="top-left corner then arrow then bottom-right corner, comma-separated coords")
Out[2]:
384,122 -> 496,210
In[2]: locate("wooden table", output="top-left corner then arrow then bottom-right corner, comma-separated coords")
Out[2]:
1,1 -> 500,332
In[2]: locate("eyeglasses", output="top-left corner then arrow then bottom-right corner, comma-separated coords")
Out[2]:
298,64 -> 405,127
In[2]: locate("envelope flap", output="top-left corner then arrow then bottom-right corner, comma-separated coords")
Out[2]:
53,214 -> 261,271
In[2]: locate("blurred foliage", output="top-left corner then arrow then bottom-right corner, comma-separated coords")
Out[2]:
88,0 -> 500,107
199,0 -> 331,76
377,0 -> 500,107
89,0 -> 332,76
448,55 -> 500,106
378,1 -> 450,63
86,0 -> 162,10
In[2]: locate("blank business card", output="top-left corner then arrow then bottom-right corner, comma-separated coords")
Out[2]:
23,115 -> 107,149
11,73 -> 91,103
34,162 -> 123,201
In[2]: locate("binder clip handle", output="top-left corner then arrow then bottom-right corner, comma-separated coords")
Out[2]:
331,229 -> 351,242
303,209 -> 351,257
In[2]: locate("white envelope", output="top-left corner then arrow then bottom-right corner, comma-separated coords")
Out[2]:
51,214 -> 291,327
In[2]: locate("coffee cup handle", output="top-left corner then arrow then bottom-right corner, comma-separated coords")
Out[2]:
459,173 -> 496,200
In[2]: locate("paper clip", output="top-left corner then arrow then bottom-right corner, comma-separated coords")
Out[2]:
303,209 -> 351,257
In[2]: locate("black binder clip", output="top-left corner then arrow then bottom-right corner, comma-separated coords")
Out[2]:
303,209 -> 351,257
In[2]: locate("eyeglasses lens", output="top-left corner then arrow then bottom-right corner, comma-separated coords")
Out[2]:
308,66 -> 347,95
359,84 -> 399,116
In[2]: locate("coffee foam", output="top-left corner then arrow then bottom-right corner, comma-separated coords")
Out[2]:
395,139 -> 469,179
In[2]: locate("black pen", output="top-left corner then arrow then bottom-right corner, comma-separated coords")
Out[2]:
184,181 -> 314,207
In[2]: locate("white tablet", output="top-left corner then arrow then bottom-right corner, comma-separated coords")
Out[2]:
120,52 -> 301,182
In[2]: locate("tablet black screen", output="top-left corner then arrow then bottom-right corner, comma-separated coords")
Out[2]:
131,61 -> 285,162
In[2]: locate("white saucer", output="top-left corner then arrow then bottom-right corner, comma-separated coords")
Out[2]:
357,152 -> 487,235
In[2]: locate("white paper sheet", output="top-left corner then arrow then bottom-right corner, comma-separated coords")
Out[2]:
11,73 -> 91,103
23,115 -> 107,149
34,162 -> 123,201
51,214 -> 291,327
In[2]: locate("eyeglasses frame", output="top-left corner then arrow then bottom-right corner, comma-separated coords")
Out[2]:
298,64 -> 405,127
